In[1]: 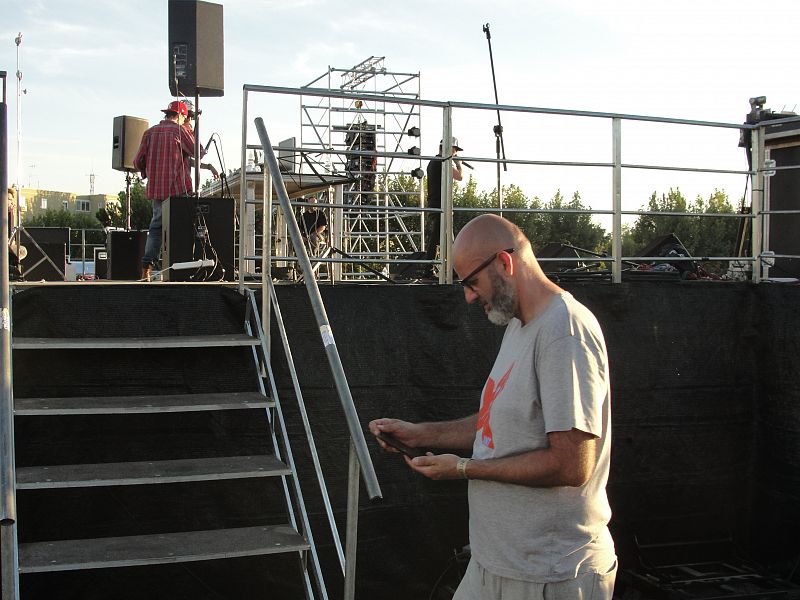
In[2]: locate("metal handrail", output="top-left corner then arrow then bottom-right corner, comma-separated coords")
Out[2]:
242,84 -> 759,285
261,281 -> 346,572
244,291 -> 328,600
254,118 -> 383,600
254,116 -> 381,501
235,84 -> 800,284
244,84 -> 754,130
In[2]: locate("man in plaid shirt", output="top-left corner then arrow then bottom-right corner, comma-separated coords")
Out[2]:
134,100 -> 196,279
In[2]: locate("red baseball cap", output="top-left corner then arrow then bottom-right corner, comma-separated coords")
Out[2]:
161,100 -> 188,116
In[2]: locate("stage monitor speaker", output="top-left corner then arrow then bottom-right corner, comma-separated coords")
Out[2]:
162,196 -> 234,281
19,227 -> 69,281
112,116 -> 149,172
389,251 -> 426,279
107,230 -> 147,280
537,242 -> 584,273
637,233 -> 696,275
168,0 -> 224,97
765,143 -> 800,278
93,247 -> 108,279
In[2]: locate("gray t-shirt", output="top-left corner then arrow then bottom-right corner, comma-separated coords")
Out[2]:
469,292 -> 615,582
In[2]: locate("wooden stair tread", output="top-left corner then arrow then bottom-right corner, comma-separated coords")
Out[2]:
14,391 -> 272,415
18,525 -> 309,573
12,334 -> 259,350
16,454 -> 290,489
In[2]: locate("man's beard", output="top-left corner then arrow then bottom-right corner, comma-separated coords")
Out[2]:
486,268 -> 516,326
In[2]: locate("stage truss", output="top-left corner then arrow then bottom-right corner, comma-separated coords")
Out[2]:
300,57 -> 424,281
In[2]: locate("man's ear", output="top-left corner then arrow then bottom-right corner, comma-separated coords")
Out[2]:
498,250 -> 514,276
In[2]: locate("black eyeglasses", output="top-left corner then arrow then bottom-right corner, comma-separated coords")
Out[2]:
459,248 -> 514,290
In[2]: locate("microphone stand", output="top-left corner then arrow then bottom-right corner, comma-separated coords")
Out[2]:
210,138 -> 231,199
193,91 -> 200,198
124,170 -> 132,230
483,23 -> 507,216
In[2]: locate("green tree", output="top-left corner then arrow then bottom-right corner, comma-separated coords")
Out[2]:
24,209 -> 102,230
630,188 -> 739,256
689,189 -> 740,258
386,173 -> 423,253
630,188 -> 692,250
628,187 -> 741,273
454,180 -> 538,237
537,190 -> 608,254
597,224 -> 639,268
483,184 -> 542,242
23,209 -> 105,257
453,175 -> 492,233
620,224 -> 639,258
98,180 -> 152,230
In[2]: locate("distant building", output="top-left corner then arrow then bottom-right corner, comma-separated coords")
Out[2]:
17,187 -> 120,223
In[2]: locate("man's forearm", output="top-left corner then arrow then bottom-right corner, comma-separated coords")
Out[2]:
418,414 -> 476,450
465,429 -> 597,487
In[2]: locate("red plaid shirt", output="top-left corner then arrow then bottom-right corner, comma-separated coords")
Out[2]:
134,119 -> 196,200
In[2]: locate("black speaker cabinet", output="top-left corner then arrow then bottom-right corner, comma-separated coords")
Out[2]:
162,196 -> 234,281
537,242 -> 585,273
766,143 -> 800,278
107,230 -> 148,280
636,233 -> 696,275
93,246 -> 108,279
168,0 -> 224,97
112,116 -> 149,172
19,227 -> 69,281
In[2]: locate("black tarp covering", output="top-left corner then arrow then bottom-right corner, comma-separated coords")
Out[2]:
270,281 -> 764,598
753,284 -> 800,563
4,281 -> 800,599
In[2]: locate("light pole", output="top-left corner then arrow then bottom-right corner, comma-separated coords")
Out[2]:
13,33 -> 24,268
14,33 -> 23,199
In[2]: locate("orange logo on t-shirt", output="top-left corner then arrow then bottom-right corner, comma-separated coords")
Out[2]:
477,363 -> 515,448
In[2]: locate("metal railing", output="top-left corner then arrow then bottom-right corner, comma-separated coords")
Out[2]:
253,117 -> 382,600
244,290 -> 329,600
233,84 -> 800,285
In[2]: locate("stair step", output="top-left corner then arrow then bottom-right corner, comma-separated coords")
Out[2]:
14,391 -> 272,415
18,525 -> 309,573
12,334 -> 259,350
16,454 -> 290,489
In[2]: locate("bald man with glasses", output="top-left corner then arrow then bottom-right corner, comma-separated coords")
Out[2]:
369,214 -> 617,599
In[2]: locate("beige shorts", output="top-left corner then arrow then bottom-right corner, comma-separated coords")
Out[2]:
452,557 -> 617,600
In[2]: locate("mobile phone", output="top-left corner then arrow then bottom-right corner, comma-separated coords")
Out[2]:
376,431 -> 424,458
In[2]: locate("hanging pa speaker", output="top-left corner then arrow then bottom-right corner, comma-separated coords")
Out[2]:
112,116 -> 149,172
168,0 -> 224,97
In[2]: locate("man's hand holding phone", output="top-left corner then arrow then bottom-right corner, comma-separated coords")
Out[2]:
375,431 -> 424,458
369,418 -> 425,459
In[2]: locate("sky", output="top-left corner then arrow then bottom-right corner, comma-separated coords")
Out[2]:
1,0 -> 799,221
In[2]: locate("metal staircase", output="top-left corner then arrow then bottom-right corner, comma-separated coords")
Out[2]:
1,115 -> 384,600
5,286 -> 327,599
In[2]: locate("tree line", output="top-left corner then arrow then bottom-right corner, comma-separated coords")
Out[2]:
22,175 -> 744,269
388,174 -> 743,266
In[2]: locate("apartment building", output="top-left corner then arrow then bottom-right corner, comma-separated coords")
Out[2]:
17,188 -> 120,222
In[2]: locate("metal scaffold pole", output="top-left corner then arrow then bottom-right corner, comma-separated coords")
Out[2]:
1,68 -> 21,600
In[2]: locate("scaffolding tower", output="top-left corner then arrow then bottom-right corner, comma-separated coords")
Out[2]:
301,57 -> 423,281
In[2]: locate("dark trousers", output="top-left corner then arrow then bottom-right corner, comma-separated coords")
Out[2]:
424,212 -> 441,265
